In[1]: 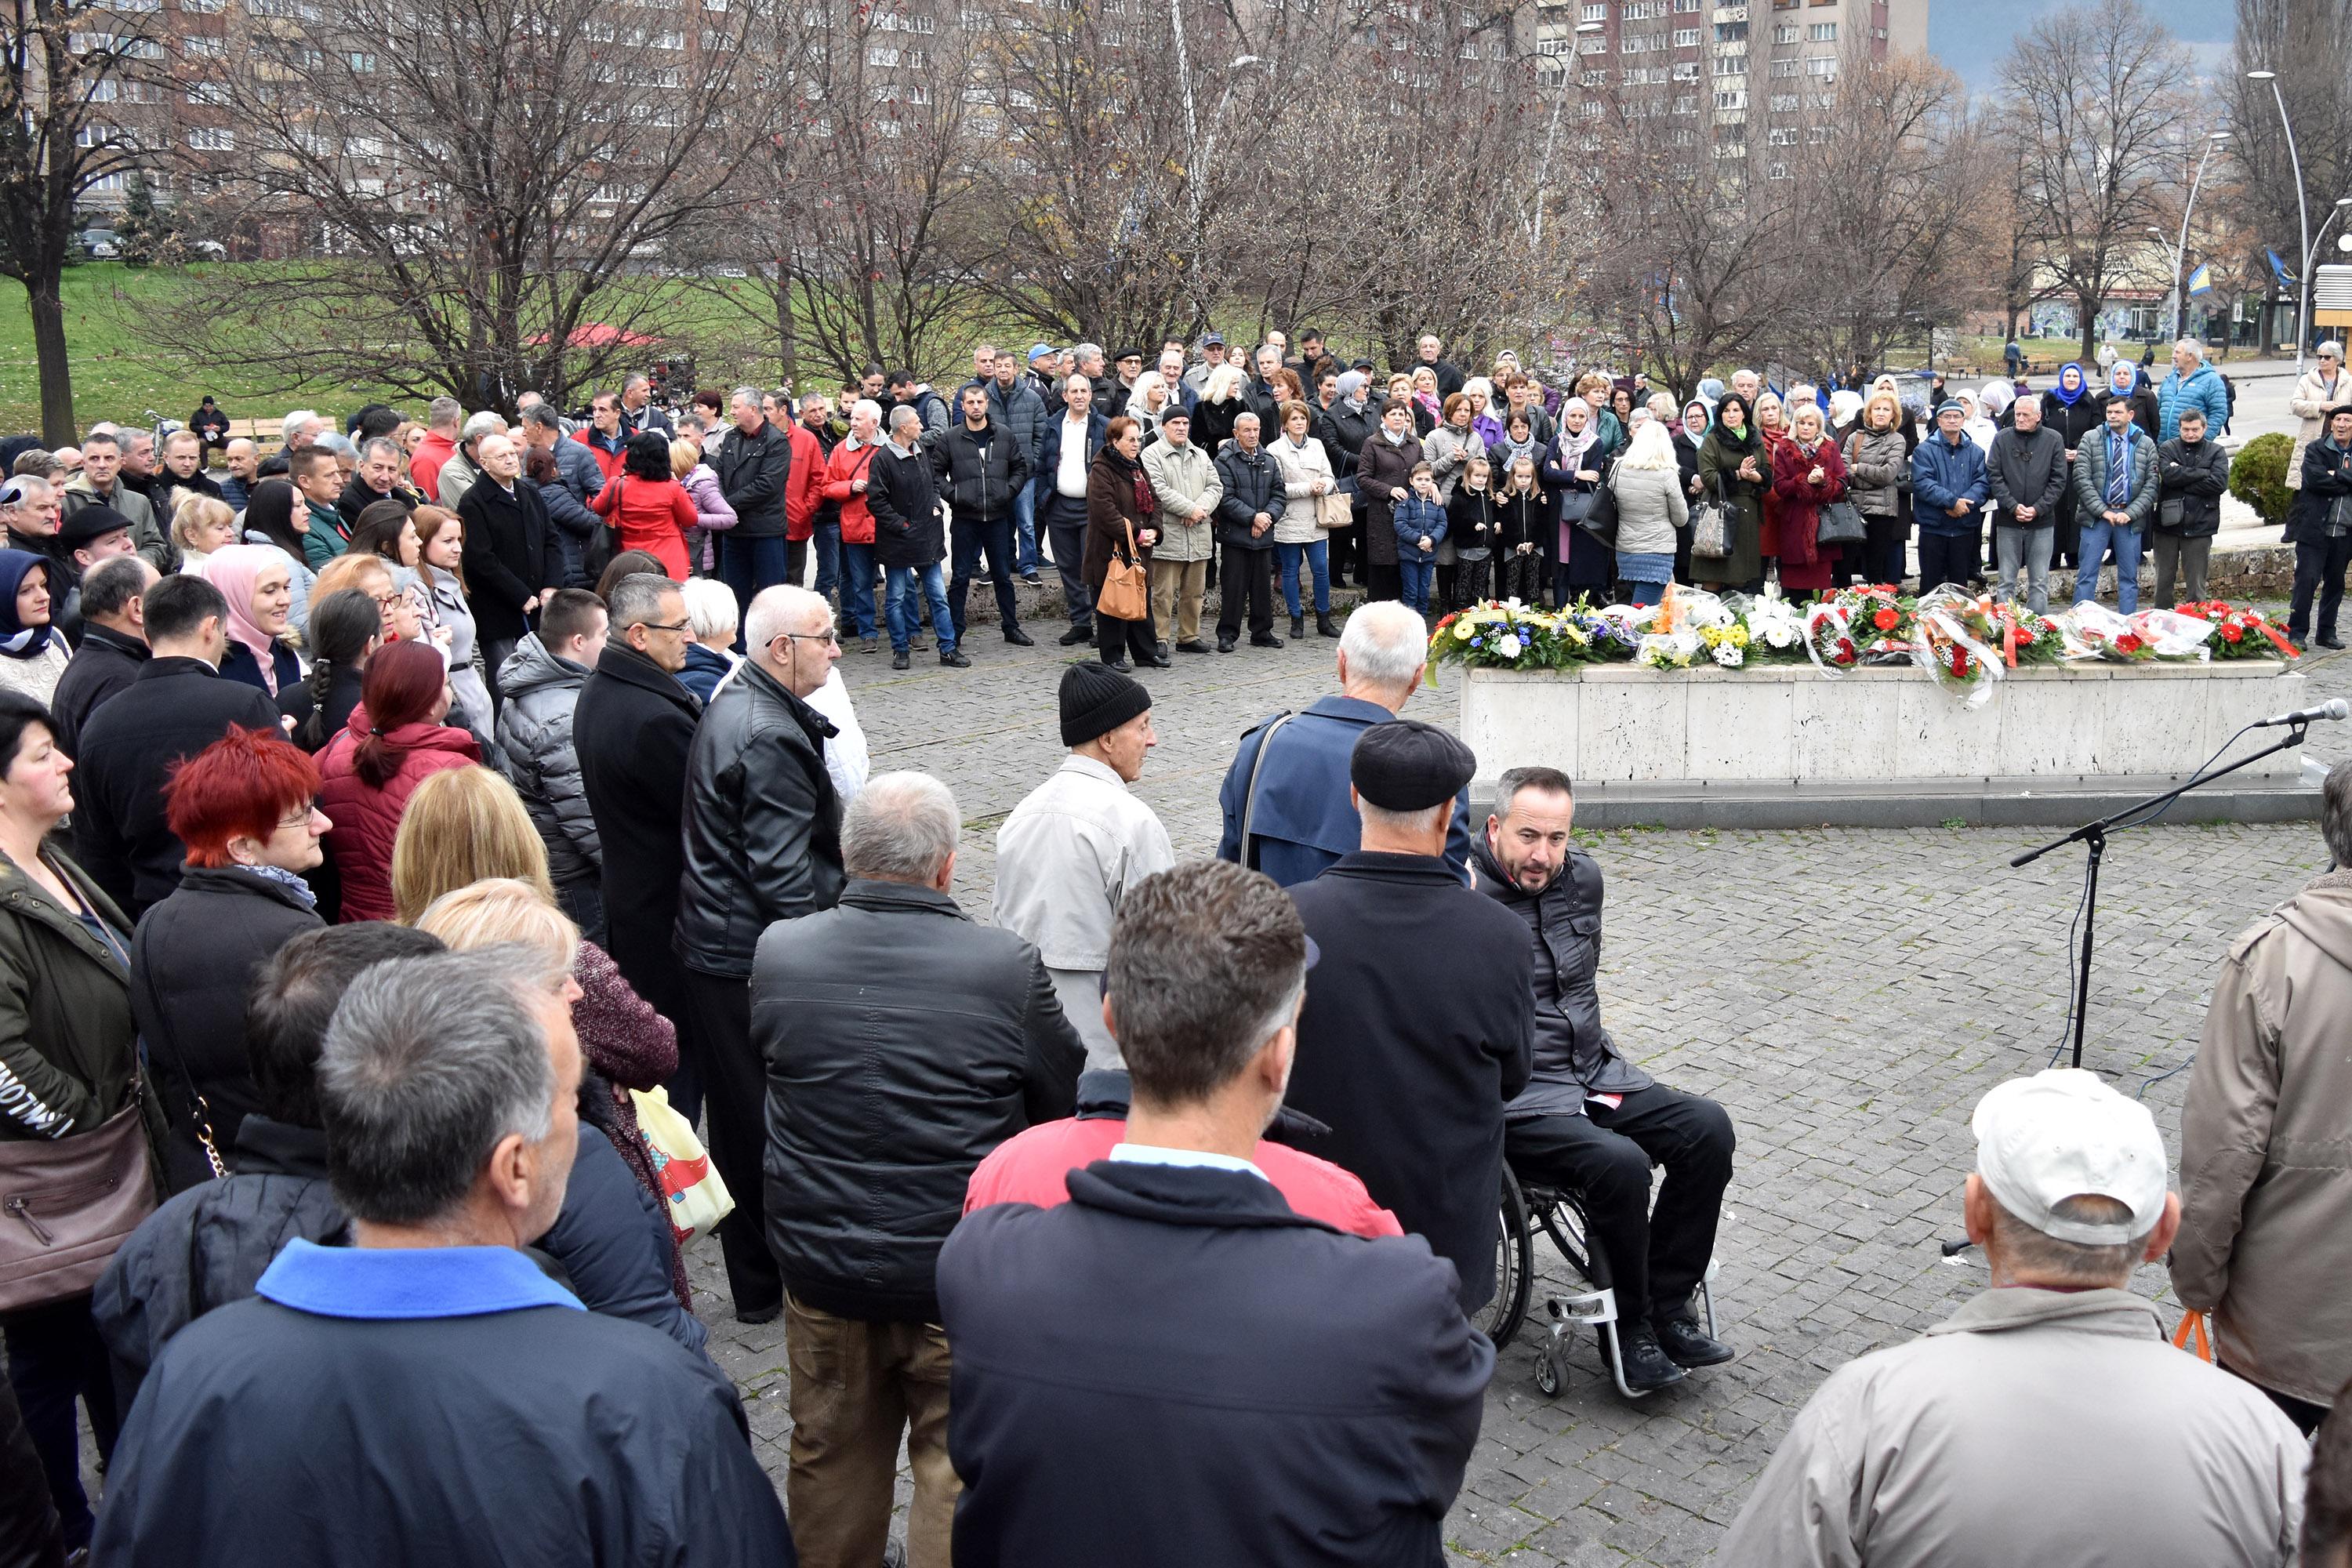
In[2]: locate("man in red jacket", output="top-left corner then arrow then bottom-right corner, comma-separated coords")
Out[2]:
821,400 -> 884,652
784,407 -> 826,593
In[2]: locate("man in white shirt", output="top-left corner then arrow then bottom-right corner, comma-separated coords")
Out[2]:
993,663 -> 1174,1069
1039,377 -> 1101,646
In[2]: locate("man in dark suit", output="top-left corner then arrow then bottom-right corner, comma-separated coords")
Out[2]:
73,574 -> 284,918
572,572 -> 702,1111
941,858 -> 1490,1568
50,554 -> 155,760
1281,720 -> 1533,1316
456,432 -> 562,704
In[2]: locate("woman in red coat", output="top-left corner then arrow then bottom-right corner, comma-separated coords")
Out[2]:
589,431 -> 699,581
316,639 -> 481,921
1769,401 -> 1849,597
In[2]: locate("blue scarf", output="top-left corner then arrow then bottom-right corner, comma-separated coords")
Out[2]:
2050,366 -> 2089,408
242,862 -> 320,909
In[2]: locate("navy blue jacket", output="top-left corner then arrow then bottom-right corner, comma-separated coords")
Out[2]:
94,1240 -> 789,1567
1283,852 -> 1534,1313
1030,410 -> 1107,511
938,1160 -> 1490,1568
1908,431 -> 1990,536
1216,695 -> 1472,887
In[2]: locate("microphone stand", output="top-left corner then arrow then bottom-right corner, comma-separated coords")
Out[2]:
2012,724 -> 2310,1070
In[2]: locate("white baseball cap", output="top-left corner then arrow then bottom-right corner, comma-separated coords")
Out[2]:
1971,1069 -> 2169,1246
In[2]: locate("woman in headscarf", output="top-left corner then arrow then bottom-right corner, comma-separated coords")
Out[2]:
238,478 -> 318,637
1770,402 -> 1849,600
1697,391 -> 1768,593
1828,389 -> 1865,445
1541,397 -> 1613,604
2045,362 -> 2102,571
0,550 -> 71,706
1319,369 -> 1377,590
206,543 -> 311,730
2097,358 -> 2160,441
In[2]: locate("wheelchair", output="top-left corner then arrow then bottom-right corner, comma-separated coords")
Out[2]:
1478,1166 -> 1719,1400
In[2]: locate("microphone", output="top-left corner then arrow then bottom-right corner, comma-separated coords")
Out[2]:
2255,699 -> 2351,729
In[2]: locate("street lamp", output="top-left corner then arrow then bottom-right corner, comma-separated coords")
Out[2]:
1169,12 -> 1267,325
2165,129 -> 2227,343
2249,69 -> 2314,372
1530,20 -> 1606,247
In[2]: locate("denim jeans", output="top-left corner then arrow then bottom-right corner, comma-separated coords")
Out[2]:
1011,484 -> 1039,575
949,514 -> 1019,638
553,871 -> 608,949
887,561 -> 955,652
812,518 -> 842,606
718,532 -> 794,642
838,540 -> 878,639
1399,559 -> 1435,613
2073,518 -> 2143,612
7,1298 -> 118,1549
1994,524 -> 2053,615
1276,539 -> 1330,616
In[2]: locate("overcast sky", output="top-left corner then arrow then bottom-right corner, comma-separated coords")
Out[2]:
1929,0 -> 2233,93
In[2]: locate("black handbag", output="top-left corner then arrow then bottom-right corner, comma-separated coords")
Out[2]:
1579,472 -> 1620,549
1817,499 -> 1867,546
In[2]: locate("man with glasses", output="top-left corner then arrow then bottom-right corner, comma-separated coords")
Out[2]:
573,573 -> 703,1116
675,584 -> 847,1327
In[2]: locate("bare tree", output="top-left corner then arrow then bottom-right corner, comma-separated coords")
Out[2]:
0,0 -> 169,439
1775,43 -> 1988,379
2222,0 -> 2352,348
2000,0 -> 2191,362
134,0 -> 755,412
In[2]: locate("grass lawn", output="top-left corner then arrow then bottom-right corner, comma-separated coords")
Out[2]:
0,263 -> 406,435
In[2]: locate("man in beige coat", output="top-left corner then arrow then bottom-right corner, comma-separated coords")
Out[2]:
2176,758 -> 2352,1433
1138,408 -> 1220,654
1722,1069 -> 2307,1567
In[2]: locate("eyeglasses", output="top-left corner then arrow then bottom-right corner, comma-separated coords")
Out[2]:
276,801 -> 321,829
639,619 -> 691,635
774,630 -> 840,648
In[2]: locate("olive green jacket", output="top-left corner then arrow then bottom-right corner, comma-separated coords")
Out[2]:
0,844 -> 143,1141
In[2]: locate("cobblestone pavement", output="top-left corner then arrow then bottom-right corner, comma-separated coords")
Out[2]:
690,616 -> 2347,1566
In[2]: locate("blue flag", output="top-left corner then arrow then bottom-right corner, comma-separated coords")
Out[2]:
2269,249 -> 2299,290
2186,263 -> 2212,297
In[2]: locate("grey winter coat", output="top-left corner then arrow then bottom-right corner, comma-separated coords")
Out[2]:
1840,426 -> 1907,517
2071,423 -> 2159,527
987,377 -> 1049,469
1606,463 -> 1687,557
495,633 -> 598,882
1984,424 -> 2067,528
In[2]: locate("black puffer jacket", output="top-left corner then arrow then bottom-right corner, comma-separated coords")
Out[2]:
712,415 -> 793,537
675,657 -> 842,979
932,418 -> 1033,524
1468,834 -> 1653,1114
1214,441 -> 1285,551
866,437 -> 947,568
93,1115 -> 345,1406
750,878 -> 1081,1321
128,866 -> 323,1192
2156,435 -> 2230,538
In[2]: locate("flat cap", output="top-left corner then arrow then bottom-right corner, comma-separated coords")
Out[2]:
58,503 -> 132,548
1351,720 -> 1475,812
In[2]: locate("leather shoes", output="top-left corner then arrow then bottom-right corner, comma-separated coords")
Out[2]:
890,649 -> 911,670
939,647 -> 971,668
1654,1315 -> 1734,1369
1143,653 -> 1172,668
1103,658 -> 1133,673
1250,634 -> 1285,648
1616,1323 -> 1687,1393
1216,637 -> 1237,652
1174,639 -> 1212,655
2321,635 -> 2345,650
1156,640 -> 1171,660
1058,625 -> 1093,646
1290,615 -> 1306,639
1317,612 -> 1340,637
735,1301 -> 782,1326
1004,626 -> 1034,647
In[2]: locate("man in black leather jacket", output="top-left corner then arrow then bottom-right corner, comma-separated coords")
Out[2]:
753,771 -> 1080,1568
1472,764 -> 1738,1395
676,582 -> 844,1323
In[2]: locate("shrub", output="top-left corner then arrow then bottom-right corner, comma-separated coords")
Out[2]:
2230,432 -> 2294,525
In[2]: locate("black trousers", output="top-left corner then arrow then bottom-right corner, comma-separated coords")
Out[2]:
1363,561 -> 1402,604
949,513 -> 1018,638
681,967 -> 782,1316
1505,1083 -> 1735,1327
2290,532 -> 2352,641
1096,612 -> 1156,666
1040,495 -> 1092,630
5,1296 -> 118,1551
2222,1359 -> 2328,1436
1217,545 -> 1275,641
1328,522 -> 1357,585
1916,528 -> 1979,593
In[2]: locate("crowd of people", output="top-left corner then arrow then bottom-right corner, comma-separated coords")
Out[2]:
0,336 -> 2348,1568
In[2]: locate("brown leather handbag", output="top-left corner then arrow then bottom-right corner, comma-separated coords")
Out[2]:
0,1098 -> 158,1312
1096,518 -> 1149,622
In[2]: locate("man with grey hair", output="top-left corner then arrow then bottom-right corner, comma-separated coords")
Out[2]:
1073,342 -> 1116,415
2177,756 -> 2352,1438
278,408 -> 326,452
618,371 -> 672,437
754,771 -> 1080,1568
942,858 -> 1490,1568
1217,601 -> 1471,885
62,426 -> 165,566
1986,390 -> 2066,614
2158,334 -> 2231,444
336,434 -> 413,526
677,582 -> 844,1324
435,409 -> 507,511
91,948 -> 793,1566
410,395 -> 465,500
1724,1068 -> 2306,1564
713,384 -> 795,610
868,403 -> 963,670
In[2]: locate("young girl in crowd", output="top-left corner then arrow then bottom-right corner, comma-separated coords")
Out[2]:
1447,456 -> 1498,608
1495,456 -> 1548,604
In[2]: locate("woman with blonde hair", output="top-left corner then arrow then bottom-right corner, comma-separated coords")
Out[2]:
170,495 -> 240,575
390,763 -> 557,924
1843,390 -> 1911,586
1606,419 -> 1688,607
415,874 -> 698,1332
670,437 -> 736,577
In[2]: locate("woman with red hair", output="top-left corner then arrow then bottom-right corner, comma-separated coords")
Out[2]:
315,640 -> 478,922
128,725 -> 328,1189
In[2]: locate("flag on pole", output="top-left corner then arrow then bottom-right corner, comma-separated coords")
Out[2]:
2186,263 -> 2213,297
2269,249 -> 2300,291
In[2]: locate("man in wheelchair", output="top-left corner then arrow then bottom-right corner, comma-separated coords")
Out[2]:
1472,765 -> 1737,1393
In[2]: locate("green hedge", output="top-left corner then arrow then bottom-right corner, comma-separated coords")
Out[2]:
2230,432 -> 2295,526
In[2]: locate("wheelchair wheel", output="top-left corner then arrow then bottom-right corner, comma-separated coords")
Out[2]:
1479,1165 -> 1535,1349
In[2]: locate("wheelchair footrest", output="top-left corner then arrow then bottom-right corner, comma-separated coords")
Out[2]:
1543,1287 -> 1618,1328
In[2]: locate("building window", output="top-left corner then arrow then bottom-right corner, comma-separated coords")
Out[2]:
1769,56 -> 1798,74
1806,20 -> 1835,38
1714,52 -> 1745,73
1806,55 -> 1835,74
188,128 -> 233,151
1767,160 -> 1789,178
1771,22 -> 1796,42
1671,26 -> 1697,44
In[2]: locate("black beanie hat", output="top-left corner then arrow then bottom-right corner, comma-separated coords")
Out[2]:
1059,661 -> 1152,747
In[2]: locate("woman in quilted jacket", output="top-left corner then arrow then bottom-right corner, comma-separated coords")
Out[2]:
315,639 -> 477,922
